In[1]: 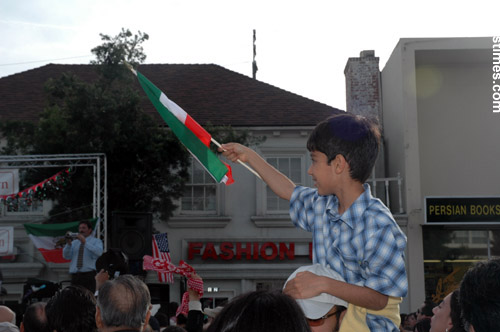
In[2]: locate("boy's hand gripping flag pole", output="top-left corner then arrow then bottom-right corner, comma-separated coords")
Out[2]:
126,63 -> 261,181
209,138 -> 262,180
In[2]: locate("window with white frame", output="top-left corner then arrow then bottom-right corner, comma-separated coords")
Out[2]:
181,160 -> 217,213
265,156 -> 303,213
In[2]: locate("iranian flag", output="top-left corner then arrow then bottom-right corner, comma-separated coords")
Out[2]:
24,218 -> 98,263
132,68 -> 234,185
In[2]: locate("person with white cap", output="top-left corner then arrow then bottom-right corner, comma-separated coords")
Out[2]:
285,264 -> 347,332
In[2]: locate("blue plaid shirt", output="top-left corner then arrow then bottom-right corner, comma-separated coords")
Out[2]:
290,184 -> 408,332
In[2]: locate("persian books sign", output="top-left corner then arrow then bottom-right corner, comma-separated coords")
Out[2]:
426,197 -> 500,223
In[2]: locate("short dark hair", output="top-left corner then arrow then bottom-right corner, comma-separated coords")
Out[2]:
420,299 -> 436,317
164,327 -> 186,332
22,302 -> 50,332
307,113 -> 381,183
459,258 -> 500,332
154,312 -> 169,327
79,220 -> 93,230
45,286 -> 96,332
97,274 -> 151,329
206,290 -> 310,332
176,314 -> 187,326
413,318 -> 431,332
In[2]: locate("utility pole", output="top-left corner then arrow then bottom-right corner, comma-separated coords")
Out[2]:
252,29 -> 258,79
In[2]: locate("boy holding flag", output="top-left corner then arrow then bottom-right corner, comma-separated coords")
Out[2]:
221,113 -> 407,332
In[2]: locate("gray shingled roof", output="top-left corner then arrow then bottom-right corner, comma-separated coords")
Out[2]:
0,63 -> 342,126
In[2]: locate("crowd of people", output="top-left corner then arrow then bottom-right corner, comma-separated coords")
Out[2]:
2,113 -> 498,332
0,257 -> 495,332
397,260 -> 500,332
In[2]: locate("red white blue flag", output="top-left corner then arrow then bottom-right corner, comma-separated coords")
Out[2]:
152,233 -> 173,283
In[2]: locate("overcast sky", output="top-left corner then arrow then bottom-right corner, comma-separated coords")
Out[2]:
0,0 -> 498,110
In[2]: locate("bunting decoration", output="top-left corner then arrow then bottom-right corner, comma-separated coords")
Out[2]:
0,168 -> 72,211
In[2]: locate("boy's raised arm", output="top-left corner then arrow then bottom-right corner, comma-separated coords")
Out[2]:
220,143 -> 296,201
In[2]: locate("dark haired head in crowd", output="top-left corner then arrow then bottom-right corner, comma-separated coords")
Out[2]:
21,302 -> 49,332
414,318 -> 431,332
417,299 -> 436,321
164,327 -> 186,332
404,312 -> 417,331
45,285 -> 96,332
206,290 -> 310,332
176,314 -> 187,328
96,274 -> 151,332
153,312 -> 169,329
459,258 -> 500,332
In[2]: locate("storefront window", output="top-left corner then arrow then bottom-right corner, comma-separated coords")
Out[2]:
423,227 -> 500,303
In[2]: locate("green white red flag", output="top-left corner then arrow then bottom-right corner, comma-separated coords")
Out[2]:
133,69 -> 234,185
23,218 -> 98,263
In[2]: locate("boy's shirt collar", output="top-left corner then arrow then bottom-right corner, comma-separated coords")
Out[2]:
326,183 -> 372,229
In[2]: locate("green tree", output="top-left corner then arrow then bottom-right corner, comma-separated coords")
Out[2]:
0,28 -> 261,222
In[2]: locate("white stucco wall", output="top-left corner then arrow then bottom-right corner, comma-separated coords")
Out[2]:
381,37 -> 496,312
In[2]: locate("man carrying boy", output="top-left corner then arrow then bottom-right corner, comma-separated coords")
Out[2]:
221,113 -> 407,332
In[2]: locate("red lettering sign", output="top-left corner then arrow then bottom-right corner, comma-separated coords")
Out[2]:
236,242 -> 252,260
279,242 -> 294,260
260,242 -> 278,260
219,242 -> 234,260
188,242 -> 202,260
187,241 -> 309,262
202,242 -> 218,260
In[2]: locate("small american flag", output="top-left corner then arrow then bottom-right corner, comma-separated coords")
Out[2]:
152,233 -> 173,283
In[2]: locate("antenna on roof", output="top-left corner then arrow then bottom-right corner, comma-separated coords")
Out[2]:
252,29 -> 258,80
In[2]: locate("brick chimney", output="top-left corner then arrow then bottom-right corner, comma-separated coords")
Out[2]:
344,50 -> 385,178
344,50 -> 382,124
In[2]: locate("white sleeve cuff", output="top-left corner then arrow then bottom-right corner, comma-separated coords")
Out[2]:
189,300 -> 202,311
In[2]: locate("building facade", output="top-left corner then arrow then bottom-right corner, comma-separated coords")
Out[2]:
0,63 -> 347,309
346,37 -> 500,312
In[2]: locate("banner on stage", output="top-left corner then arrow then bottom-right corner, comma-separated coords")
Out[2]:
0,227 -> 14,256
0,170 -> 19,196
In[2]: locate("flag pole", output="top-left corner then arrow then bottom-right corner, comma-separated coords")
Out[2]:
124,61 -> 262,181
210,138 -> 262,180
124,61 -> 137,76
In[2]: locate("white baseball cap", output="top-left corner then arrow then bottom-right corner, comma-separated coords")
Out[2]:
284,264 -> 348,319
